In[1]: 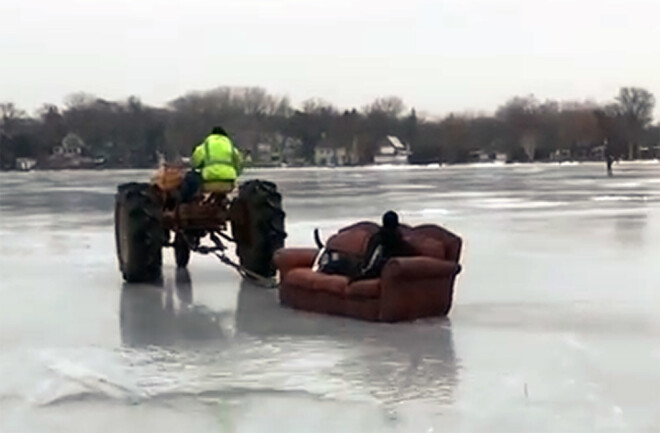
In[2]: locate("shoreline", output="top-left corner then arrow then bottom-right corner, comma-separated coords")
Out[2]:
2,158 -> 658,173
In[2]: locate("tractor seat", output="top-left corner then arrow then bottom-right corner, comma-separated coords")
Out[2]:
202,181 -> 235,194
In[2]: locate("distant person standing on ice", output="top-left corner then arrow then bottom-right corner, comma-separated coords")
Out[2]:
604,139 -> 614,176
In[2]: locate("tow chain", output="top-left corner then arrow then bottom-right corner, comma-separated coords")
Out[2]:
176,231 -> 278,288
213,251 -> 277,288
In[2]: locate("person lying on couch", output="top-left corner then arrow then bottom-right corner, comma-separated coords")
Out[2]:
355,210 -> 416,280
312,210 -> 415,280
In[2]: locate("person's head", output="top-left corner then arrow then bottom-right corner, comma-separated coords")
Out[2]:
382,210 -> 399,230
211,126 -> 228,137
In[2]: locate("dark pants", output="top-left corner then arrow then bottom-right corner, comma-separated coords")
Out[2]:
180,170 -> 203,202
351,229 -> 416,281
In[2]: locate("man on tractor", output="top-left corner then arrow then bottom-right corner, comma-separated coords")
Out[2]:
180,126 -> 244,202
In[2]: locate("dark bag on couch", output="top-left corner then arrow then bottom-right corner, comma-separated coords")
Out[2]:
312,246 -> 363,278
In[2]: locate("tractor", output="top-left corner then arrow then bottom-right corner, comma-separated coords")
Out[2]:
114,162 -> 286,285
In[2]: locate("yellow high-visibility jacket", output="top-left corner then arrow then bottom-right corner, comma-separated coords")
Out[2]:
191,134 -> 243,181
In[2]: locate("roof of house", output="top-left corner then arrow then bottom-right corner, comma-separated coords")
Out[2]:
385,135 -> 407,150
61,133 -> 85,149
316,137 -> 338,150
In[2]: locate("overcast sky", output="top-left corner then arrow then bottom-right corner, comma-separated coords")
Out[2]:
1,0 -> 659,119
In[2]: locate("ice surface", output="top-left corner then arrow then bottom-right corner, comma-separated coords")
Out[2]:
1,162 -> 659,432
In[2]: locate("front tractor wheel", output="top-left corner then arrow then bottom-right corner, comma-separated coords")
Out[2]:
174,232 -> 191,268
230,180 -> 287,279
114,182 -> 164,283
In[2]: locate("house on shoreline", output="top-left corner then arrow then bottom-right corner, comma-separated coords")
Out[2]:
313,135 -> 359,167
42,133 -> 103,169
467,150 -> 508,163
373,136 -> 411,164
252,134 -> 305,167
16,157 -> 37,171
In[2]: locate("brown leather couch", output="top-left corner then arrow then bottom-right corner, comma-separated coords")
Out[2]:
273,221 -> 463,322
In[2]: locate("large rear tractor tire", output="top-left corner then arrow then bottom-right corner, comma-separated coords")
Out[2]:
115,182 -> 164,283
230,180 -> 287,279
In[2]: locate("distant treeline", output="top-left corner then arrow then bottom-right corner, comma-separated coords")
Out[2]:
0,86 -> 658,169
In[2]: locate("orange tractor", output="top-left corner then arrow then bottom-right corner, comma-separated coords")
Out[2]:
114,163 -> 286,285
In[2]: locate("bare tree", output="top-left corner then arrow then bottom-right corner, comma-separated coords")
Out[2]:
496,95 -> 542,160
64,92 -> 98,109
440,115 -> 470,163
612,87 -> 656,158
495,95 -> 539,125
302,98 -> 336,115
38,104 -> 67,150
273,96 -> 293,117
0,102 -> 27,136
615,87 -> 655,128
521,132 -> 537,161
362,96 -> 406,118
0,102 -> 26,119
557,109 -> 600,156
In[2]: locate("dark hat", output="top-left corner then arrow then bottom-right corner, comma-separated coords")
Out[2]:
211,126 -> 228,136
382,210 -> 399,229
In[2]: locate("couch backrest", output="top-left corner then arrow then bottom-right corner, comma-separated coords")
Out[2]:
324,221 -> 462,263
402,233 -> 445,260
410,224 -> 462,263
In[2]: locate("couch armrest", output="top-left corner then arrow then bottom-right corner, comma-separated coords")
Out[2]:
273,248 -> 318,280
382,256 -> 461,281
378,257 -> 461,322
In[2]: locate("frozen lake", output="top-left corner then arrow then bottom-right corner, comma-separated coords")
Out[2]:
1,161 -> 659,432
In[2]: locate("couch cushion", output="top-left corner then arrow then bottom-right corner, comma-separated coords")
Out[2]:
346,279 -> 381,298
285,268 -> 318,289
285,268 -> 349,296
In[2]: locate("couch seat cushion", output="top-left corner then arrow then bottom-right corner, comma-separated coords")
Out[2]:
346,279 -> 381,298
285,268 -> 349,296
